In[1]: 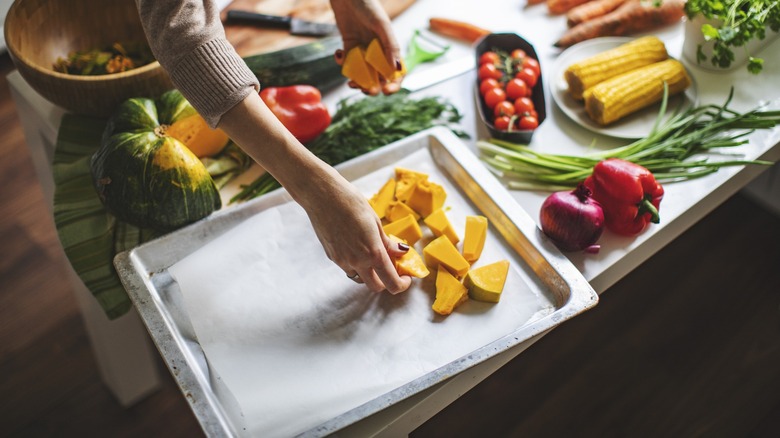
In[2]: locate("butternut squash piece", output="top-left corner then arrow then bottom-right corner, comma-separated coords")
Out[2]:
368,177 -> 396,219
383,214 -> 422,246
407,179 -> 446,218
432,265 -> 468,316
341,46 -> 379,90
464,260 -> 510,303
386,200 -> 420,222
394,168 -> 428,202
387,234 -> 428,278
365,38 -> 406,81
423,235 -> 470,278
462,215 -> 488,263
166,113 -> 230,158
424,208 -> 459,245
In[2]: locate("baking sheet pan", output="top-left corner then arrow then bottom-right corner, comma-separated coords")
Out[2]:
115,127 -> 598,437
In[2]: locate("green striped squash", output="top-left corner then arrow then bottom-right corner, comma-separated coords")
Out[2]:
90,89 -> 221,230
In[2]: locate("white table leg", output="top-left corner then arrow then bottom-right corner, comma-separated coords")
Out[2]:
8,71 -> 162,407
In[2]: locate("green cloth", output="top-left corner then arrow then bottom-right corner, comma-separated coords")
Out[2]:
52,114 -> 155,319
52,113 -> 252,320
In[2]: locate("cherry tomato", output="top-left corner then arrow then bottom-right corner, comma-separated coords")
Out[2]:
523,57 -> 541,77
517,115 -> 539,131
511,49 -> 526,60
493,115 -> 512,131
505,78 -> 529,101
478,63 -> 503,81
479,78 -> 501,96
515,67 -> 538,89
479,51 -> 501,66
494,101 -> 516,118
513,97 -> 535,115
484,87 -> 507,109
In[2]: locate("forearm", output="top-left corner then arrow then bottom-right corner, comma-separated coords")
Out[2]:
217,92 -> 340,208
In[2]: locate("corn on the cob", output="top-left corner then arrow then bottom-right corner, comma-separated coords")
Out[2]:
564,36 -> 668,100
583,59 -> 692,126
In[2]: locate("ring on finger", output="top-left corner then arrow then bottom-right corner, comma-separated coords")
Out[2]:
347,272 -> 360,280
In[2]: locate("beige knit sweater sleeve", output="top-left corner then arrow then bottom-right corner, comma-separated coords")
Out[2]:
135,0 -> 259,128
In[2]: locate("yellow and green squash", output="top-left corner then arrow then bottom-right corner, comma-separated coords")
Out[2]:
90,89 -> 222,230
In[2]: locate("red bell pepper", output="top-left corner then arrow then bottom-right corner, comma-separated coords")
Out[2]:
259,85 -> 331,144
583,158 -> 664,237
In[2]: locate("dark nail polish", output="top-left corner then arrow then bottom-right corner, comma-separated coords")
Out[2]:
335,49 -> 344,60
398,242 -> 410,252
395,59 -> 403,71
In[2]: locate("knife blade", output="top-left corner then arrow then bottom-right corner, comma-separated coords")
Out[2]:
225,10 -> 339,37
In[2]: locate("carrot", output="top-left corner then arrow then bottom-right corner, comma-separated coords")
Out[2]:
554,0 -> 685,48
547,0 -> 593,15
566,0 -> 627,27
428,17 -> 491,44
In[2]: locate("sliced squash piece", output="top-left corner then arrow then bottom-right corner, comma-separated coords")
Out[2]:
386,200 -> 420,222
386,234 -> 429,278
423,235 -> 470,278
462,215 -> 488,263
341,46 -> 379,90
383,214 -> 422,246
432,265 -> 468,316
407,179 -> 447,218
365,38 -> 406,81
394,168 -> 428,202
368,177 -> 396,219
424,208 -> 459,245
464,260 -> 510,303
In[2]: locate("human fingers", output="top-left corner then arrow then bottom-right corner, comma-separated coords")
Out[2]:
373,253 -> 412,295
355,266 -> 386,292
384,235 -> 411,259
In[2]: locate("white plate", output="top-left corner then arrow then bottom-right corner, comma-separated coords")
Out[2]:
550,37 -> 698,139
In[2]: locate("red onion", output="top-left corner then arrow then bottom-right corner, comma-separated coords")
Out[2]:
539,184 -> 605,252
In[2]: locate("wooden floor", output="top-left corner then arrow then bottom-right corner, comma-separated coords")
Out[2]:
2,51 -> 779,437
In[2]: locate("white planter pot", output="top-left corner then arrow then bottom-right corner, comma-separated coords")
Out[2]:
682,14 -> 780,72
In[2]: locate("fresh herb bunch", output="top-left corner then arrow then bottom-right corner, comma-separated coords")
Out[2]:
684,0 -> 780,74
478,88 -> 779,191
231,90 -> 465,203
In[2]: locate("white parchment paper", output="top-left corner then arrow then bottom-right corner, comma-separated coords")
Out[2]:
169,149 -> 555,437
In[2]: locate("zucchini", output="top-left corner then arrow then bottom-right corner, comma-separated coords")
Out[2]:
242,37 -> 346,92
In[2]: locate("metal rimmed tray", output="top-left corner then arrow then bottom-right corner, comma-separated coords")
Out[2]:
115,127 -> 598,437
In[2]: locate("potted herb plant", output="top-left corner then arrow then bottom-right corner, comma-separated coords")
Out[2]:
682,0 -> 780,74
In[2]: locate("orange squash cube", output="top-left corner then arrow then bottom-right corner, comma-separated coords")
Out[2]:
383,214 -> 422,246
407,180 -> 446,218
424,208 -> 459,245
368,177 -> 396,219
432,265 -> 468,316
464,260 -> 510,303
462,215 -> 488,263
423,235 -> 470,278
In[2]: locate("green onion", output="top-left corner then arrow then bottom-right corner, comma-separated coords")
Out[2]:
478,88 -> 779,191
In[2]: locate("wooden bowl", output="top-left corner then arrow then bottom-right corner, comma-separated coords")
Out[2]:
4,0 -> 173,117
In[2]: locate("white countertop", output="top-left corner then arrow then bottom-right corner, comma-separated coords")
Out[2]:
7,0 -> 780,435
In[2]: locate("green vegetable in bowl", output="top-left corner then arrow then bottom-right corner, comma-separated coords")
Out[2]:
53,41 -> 155,75
684,0 -> 780,74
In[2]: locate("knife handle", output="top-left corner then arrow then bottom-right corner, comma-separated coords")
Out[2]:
225,10 -> 292,29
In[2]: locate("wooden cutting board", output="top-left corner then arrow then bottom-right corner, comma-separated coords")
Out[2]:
222,0 -> 417,57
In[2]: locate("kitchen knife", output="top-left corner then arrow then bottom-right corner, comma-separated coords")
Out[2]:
225,10 -> 339,37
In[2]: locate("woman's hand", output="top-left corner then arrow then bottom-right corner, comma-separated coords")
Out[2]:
298,165 -> 413,294
330,0 -> 405,95
220,86 -> 412,295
